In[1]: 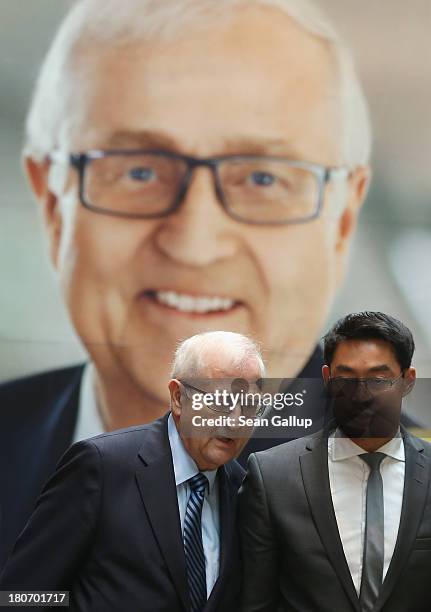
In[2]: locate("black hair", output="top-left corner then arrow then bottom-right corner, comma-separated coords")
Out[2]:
323,311 -> 415,370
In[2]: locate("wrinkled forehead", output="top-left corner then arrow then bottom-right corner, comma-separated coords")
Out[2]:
198,350 -> 264,380
64,5 -> 341,160
183,378 -> 262,394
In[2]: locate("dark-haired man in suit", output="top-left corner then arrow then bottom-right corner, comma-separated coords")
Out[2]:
240,312 -> 431,612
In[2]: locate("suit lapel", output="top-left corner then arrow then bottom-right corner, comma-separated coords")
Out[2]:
205,464 -> 237,611
374,432 -> 430,612
300,435 -> 361,612
135,415 -> 189,611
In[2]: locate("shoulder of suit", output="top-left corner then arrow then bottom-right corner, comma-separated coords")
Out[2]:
81,415 -> 168,456
421,437 -> 431,456
225,459 -> 246,486
405,429 -> 431,456
251,432 -> 318,464
0,364 -> 84,398
86,424 -> 154,443
0,364 -> 84,425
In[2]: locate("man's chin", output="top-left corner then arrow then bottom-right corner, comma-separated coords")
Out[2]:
205,438 -> 243,466
337,418 -> 399,439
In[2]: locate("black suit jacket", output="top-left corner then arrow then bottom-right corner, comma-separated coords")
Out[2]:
239,428 -> 431,612
0,347 -> 419,568
0,414 -> 244,611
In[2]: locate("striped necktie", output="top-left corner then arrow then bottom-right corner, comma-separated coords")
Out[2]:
183,472 -> 208,612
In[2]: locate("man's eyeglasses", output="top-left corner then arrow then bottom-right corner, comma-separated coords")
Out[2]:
328,373 -> 405,397
51,149 -> 350,226
180,381 -> 264,417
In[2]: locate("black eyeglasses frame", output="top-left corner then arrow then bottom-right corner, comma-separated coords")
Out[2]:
51,148 -> 351,226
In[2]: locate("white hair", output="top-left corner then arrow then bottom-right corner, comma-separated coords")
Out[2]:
171,331 -> 266,379
25,0 -> 371,166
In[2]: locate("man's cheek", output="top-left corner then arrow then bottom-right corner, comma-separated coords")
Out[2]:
60,245 -> 124,343
277,239 -> 332,295
63,225 -> 123,287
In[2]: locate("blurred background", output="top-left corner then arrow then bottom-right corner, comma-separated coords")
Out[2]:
1,0 -> 430,423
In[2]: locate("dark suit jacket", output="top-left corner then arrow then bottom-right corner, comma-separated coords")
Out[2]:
0,413 -> 244,611
238,428 -> 431,612
0,365 -> 83,569
0,347 -> 419,568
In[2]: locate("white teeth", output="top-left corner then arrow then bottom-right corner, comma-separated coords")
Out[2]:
155,291 -> 235,313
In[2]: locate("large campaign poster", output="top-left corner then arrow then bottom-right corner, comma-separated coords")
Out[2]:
1,1 -> 430,582
1,0 -> 429,422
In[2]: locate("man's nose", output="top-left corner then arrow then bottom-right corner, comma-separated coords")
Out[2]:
351,381 -> 373,403
225,404 -> 244,432
152,167 -> 239,266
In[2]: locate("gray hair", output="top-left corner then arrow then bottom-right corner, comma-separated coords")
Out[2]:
171,331 -> 265,379
25,0 -> 371,166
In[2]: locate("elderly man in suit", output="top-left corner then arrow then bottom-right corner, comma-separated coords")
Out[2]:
239,312 -> 431,612
1,330 -> 263,611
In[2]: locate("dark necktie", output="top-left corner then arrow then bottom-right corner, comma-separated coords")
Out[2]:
359,452 -> 386,612
183,472 -> 208,612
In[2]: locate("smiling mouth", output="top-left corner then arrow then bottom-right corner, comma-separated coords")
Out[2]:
144,290 -> 240,315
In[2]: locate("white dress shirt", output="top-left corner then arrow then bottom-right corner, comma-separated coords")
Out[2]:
328,429 -> 405,594
168,414 -> 220,597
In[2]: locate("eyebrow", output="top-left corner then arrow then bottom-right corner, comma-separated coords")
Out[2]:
104,130 -> 179,150
222,136 -> 297,155
103,130 -> 298,156
333,364 -> 394,375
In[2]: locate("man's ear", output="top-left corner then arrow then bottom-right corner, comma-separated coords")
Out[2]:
24,155 -> 63,268
168,379 -> 183,418
322,364 -> 331,386
334,165 -> 371,285
402,367 -> 416,397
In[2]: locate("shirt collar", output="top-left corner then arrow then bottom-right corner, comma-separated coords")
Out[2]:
329,427 -> 405,463
167,413 -> 217,493
74,362 -> 105,443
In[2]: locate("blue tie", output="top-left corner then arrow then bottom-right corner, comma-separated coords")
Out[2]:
183,472 -> 208,612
